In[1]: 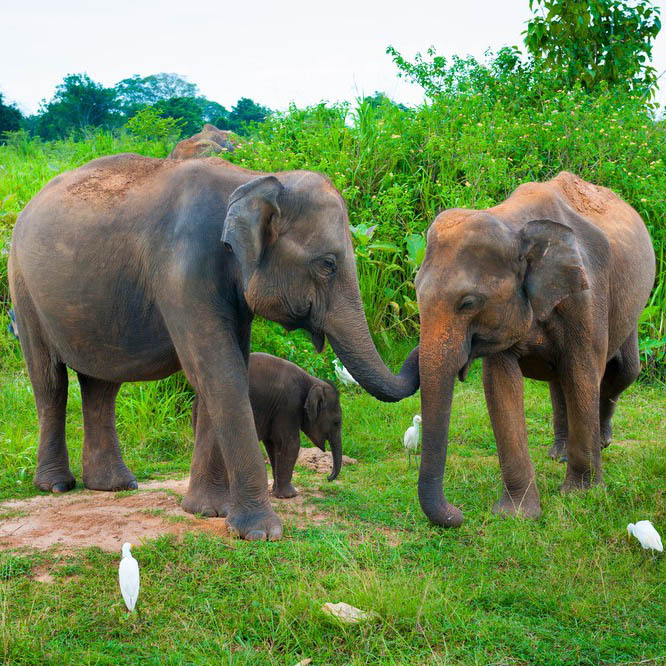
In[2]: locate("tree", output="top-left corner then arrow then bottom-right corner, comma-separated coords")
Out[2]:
524,0 -> 662,95
35,73 -> 118,139
361,91 -> 408,111
114,73 -> 198,116
0,93 -> 23,139
152,96 -> 204,136
227,98 -> 271,134
197,98 -> 228,126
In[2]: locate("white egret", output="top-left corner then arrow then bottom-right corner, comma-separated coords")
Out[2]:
119,542 -> 140,612
403,415 -> 422,466
334,360 -> 358,387
627,521 -> 663,553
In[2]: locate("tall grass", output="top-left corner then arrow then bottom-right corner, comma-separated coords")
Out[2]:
1,86 -> 665,375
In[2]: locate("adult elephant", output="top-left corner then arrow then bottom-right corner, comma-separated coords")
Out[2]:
8,154 -> 419,541
414,172 -> 655,527
169,124 -> 236,159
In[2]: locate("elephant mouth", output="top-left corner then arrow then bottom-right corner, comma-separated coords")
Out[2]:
458,358 -> 473,382
309,329 -> 326,353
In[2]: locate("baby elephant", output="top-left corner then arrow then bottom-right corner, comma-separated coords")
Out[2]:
193,353 -> 343,498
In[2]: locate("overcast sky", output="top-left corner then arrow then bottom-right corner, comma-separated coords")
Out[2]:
2,0 -> 665,115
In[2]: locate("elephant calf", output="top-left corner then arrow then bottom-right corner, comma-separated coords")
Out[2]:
193,353 -> 343,498
415,171 -> 655,527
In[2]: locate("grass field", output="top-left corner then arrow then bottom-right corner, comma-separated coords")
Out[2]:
1,316 -> 665,665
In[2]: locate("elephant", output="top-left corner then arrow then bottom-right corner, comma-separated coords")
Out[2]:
169,124 -> 237,160
193,352 -> 343,499
414,171 -> 655,527
8,154 -> 419,541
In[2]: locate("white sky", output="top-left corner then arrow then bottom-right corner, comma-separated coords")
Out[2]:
2,0 -> 665,115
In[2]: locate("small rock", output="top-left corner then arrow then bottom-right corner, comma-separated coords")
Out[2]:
321,602 -> 376,624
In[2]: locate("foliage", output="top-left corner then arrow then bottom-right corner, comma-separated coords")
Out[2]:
524,0 -> 662,97
1,59 -> 665,375
0,93 -> 23,140
151,96 -> 204,137
114,73 -> 198,116
251,319 -> 337,382
124,107 -> 183,148
34,73 -> 119,140
226,97 -> 272,134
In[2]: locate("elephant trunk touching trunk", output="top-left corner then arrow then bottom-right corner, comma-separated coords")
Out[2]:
327,431 -> 342,482
324,281 -> 419,402
417,315 -> 466,527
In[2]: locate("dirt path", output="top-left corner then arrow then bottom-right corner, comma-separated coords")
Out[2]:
0,448 -> 355,553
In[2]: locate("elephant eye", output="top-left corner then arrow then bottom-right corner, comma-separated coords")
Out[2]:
456,295 -> 479,313
317,256 -> 337,275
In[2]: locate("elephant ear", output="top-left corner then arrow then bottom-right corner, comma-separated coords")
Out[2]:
221,176 -> 284,290
305,384 -> 325,423
519,219 -> 590,322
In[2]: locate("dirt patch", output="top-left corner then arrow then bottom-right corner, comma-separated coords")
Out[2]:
0,469 -> 342,553
297,447 -> 357,475
67,155 -> 177,207
0,480 -> 228,554
554,171 -> 615,215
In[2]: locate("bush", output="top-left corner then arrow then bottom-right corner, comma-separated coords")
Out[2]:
1,72 -> 664,377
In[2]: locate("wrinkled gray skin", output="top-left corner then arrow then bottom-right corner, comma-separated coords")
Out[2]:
193,352 -> 343,499
415,172 -> 655,528
8,154 -> 418,541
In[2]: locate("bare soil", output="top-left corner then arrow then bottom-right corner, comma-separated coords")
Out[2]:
0,448 -> 357,553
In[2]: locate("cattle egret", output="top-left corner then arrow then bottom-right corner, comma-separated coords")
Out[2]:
119,542 -> 140,612
627,521 -> 663,553
403,415 -> 422,466
334,360 -> 358,387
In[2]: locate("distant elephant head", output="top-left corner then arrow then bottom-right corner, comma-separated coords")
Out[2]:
222,173 -> 419,402
302,381 -> 343,481
414,211 -> 589,526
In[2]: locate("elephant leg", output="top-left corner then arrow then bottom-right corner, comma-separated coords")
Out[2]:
548,380 -> 569,462
272,431 -> 300,499
182,395 -> 231,518
599,329 -> 640,449
263,438 -> 277,484
163,311 -> 281,541
78,374 -> 137,491
559,357 -> 605,492
483,354 -> 541,519
13,300 -> 74,494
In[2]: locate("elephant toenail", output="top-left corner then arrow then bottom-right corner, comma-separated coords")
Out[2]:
245,530 -> 266,541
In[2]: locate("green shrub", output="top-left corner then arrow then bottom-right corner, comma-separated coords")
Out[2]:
1,78 -> 664,377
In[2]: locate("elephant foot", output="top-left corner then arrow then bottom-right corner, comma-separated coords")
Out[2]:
181,485 -> 231,517
34,466 -> 76,494
272,483 -> 298,499
600,420 -> 612,449
492,485 -> 542,520
82,462 -> 137,491
423,502 -> 463,528
547,439 -> 567,463
560,468 -> 605,494
226,503 -> 283,541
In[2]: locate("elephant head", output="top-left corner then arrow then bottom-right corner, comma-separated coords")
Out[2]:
222,173 -> 419,402
414,210 -> 589,527
302,381 -> 343,481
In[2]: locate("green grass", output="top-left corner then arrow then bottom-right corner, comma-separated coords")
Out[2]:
1,320 -> 665,664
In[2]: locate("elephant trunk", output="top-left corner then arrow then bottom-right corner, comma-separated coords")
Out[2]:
417,311 -> 466,527
324,277 -> 419,403
327,430 -> 343,482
